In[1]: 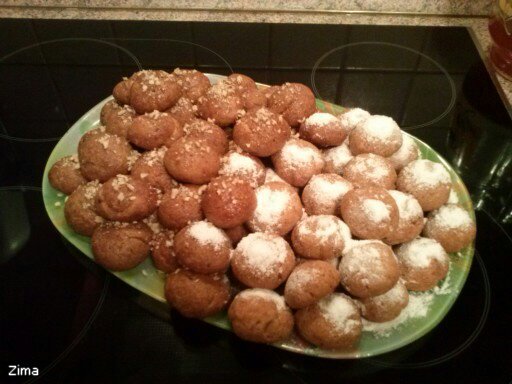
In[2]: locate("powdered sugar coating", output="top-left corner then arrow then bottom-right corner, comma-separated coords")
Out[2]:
401,159 -> 451,189
343,153 -> 396,189
186,221 -> 228,250
302,174 -> 353,215
339,108 -> 370,132
323,143 -> 353,174
318,293 -> 361,333
395,237 -> 448,268
388,133 -> 419,170
426,204 -> 473,230
388,190 -> 423,221
278,139 -> 324,170
305,112 -> 339,126
362,199 -> 391,223
237,288 -> 287,311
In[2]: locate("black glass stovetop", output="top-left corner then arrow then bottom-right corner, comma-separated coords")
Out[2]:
0,19 -> 511,384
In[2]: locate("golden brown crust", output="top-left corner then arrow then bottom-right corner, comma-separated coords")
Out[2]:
100,100 -> 136,138
343,154 -> 397,190
151,230 -> 180,273
165,269 -> 230,318
157,184 -> 205,231
91,222 -> 152,271
64,181 -> 104,236
228,290 -> 294,343
49,155 -> 87,195
171,68 -> 211,103
284,260 -> 340,309
129,70 -> 182,114
128,112 -> 183,150
130,148 -> 177,193
267,83 -> 316,127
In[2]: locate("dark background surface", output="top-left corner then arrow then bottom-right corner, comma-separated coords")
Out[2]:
0,19 -> 511,384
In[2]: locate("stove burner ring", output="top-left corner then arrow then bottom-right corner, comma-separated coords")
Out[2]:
0,38 -> 143,143
367,249 -> 491,369
310,41 -> 457,131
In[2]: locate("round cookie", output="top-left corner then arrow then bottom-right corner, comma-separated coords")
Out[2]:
271,138 -> 325,187
343,153 -> 397,190
247,181 -> 303,236
49,154 -> 87,195
396,159 -> 452,211
359,279 -> 409,322
100,100 -> 136,138
130,147 -> 177,193
129,70 -> 182,114
164,135 -> 221,184
64,180 -> 104,236
171,68 -> 211,103
233,107 -> 291,157
165,269 -> 230,319
112,77 -> 133,105
423,204 -> 476,252
95,174 -> 158,222
395,237 -> 450,291
299,112 -> 347,147
219,150 -> 266,188
91,222 -> 152,271
197,79 -> 243,127
157,184 -> 205,230
182,119 -> 228,155
201,176 -> 256,229
323,142 -> 353,175
338,108 -> 370,133
167,97 -> 198,125
383,190 -> 424,245
349,115 -> 403,157
302,173 -> 353,215
231,232 -> 295,289
128,111 -> 183,150
284,260 -> 340,309
338,240 -> 400,298
295,293 -> 362,350
151,230 -> 180,273
78,127 -> 132,182
291,215 -> 345,260
388,133 -> 419,171
173,221 -> 232,274
267,82 -> 316,127
339,186 -> 399,240
228,289 -> 294,344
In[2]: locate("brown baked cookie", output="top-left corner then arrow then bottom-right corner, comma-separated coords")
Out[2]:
78,127 -> 132,182
157,184 -> 206,231
396,159 -> 452,211
64,180 -> 104,236
271,138 -> 325,187
267,82 -> 316,127
247,181 -> 303,236
339,186 -> 399,240
173,221 -> 232,274
349,115 -> 402,157
91,222 -> 153,271
165,269 -> 230,318
129,70 -> 182,114
338,108 -> 371,133
224,224 -> 249,246
423,204 -> 476,252
395,237 -> 450,291
383,190 -> 424,245
343,153 -> 397,190
95,174 -> 158,222
219,150 -> 266,188
231,232 -> 295,289
150,230 -> 180,273
338,240 -> 400,298
295,293 -> 362,350
182,119 -> 228,155
233,107 -> 291,157
291,215 -> 345,260
164,135 -> 221,184
359,279 -> 409,322
388,133 -> 419,171
323,142 -> 354,175
299,112 -> 347,147
301,173 -> 353,216
196,79 -> 243,127
201,176 -> 256,228
284,260 -> 340,309
228,289 -> 294,344
171,68 -> 211,103
128,111 -> 183,150
100,100 -> 136,138
130,147 -> 177,193
48,154 -> 87,195
166,97 -> 198,125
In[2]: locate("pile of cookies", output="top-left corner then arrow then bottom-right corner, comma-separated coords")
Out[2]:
48,68 -> 476,350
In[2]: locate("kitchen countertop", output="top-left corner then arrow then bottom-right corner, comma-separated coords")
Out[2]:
1,3 -> 511,111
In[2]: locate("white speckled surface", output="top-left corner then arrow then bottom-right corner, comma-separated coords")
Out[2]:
1,1 -> 510,110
